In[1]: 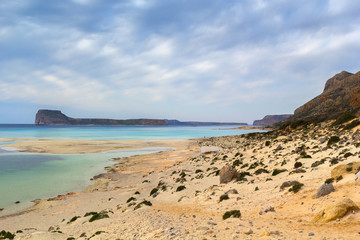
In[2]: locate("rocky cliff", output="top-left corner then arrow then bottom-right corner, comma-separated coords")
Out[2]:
253,114 -> 293,126
35,110 -> 247,126
293,70 -> 360,121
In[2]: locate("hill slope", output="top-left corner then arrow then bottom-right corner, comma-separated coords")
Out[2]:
293,70 -> 360,121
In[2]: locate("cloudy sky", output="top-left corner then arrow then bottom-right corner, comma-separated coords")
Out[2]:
1,0 -> 360,123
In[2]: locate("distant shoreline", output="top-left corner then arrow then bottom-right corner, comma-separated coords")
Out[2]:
233,125 -> 273,130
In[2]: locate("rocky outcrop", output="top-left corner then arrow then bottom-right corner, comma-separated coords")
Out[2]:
35,110 -> 247,126
312,198 -> 359,223
293,70 -> 360,121
253,115 -> 293,126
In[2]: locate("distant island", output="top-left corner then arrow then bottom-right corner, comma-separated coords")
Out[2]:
35,110 -> 248,126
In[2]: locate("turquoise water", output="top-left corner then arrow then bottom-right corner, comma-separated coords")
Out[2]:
0,124 -> 254,140
0,125 -> 263,214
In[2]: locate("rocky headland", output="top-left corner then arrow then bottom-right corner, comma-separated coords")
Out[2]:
253,114 -> 293,126
35,110 -> 247,126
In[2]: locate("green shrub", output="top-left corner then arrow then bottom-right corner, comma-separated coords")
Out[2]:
88,212 -> 109,222
265,141 -> 271,146
84,211 -> 97,217
288,182 -> 304,193
344,152 -> 353,158
134,191 -> 140,195
311,159 -> 326,168
176,185 -> 186,192
254,168 -> 269,175
255,186 -> 259,191
134,200 -> 152,210
0,231 -> 15,240
294,162 -> 302,168
150,188 -> 158,196
127,197 -> 136,203
219,194 -> 229,202
232,159 -> 242,167
195,169 -> 203,173
272,169 -> 287,176
327,136 -> 340,146
336,175 -> 343,182
222,210 -> 241,220
346,167 -> 353,172
67,216 -> 80,224
325,178 -> 334,184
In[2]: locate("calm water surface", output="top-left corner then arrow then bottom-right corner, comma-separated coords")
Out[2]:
0,125 -> 264,214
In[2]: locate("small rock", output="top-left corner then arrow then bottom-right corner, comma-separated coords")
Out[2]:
319,137 -> 328,144
225,189 -> 238,195
308,232 -> 315,236
15,201 -> 20,204
294,147 -> 302,153
314,183 -> 335,198
196,226 -> 210,231
208,221 -> 217,226
275,145 -> 283,151
355,171 -> 360,182
244,228 -> 253,235
259,206 -> 275,215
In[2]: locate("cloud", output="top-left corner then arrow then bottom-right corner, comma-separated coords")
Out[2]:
1,0 -> 360,123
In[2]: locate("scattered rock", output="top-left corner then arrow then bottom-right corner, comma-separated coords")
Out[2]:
244,228 -> 253,235
355,171 -> 360,182
219,165 -> 239,184
275,145 -> 283,151
196,226 -> 210,231
225,189 -> 238,195
319,137 -> 328,144
308,232 -> 315,236
314,183 -> 335,198
259,206 -> 275,215
280,181 -> 300,191
312,198 -> 360,223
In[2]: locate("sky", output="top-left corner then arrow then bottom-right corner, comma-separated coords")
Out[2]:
1,0 -> 360,124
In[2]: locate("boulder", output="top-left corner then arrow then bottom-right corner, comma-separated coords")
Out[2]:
314,183 -> 334,198
311,198 -> 359,223
219,165 -> 239,184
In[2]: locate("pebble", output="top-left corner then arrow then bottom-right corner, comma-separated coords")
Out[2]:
308,232 -> 315,236
196,226 -> 210,231
244,228 -> 253,235
207,221 -> 217,226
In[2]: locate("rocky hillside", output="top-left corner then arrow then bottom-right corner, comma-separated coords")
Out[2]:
293,70 -> 360,121
253,114 -> 292,126
35,110 -> 247,126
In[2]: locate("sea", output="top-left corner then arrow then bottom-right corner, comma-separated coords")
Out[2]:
0,124 -> 264,214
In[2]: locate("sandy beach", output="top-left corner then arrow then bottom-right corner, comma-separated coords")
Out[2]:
1,123 -> 360,239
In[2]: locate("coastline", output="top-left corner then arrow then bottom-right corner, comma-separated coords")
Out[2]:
1,125 -> 360,239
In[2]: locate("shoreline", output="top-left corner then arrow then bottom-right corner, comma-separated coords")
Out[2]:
1,125 -> 360,239
0,138 -> 195,218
